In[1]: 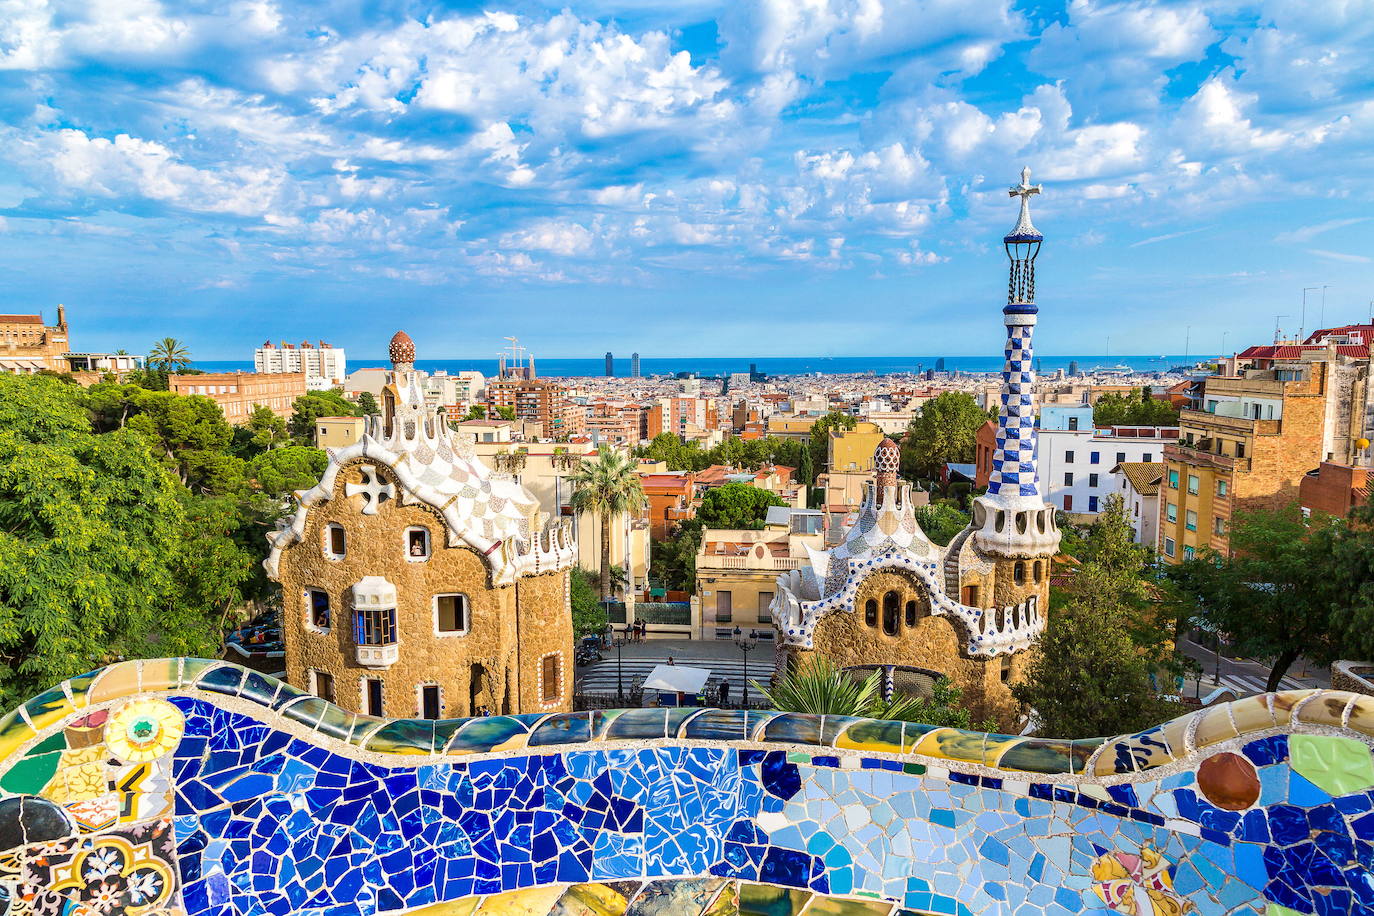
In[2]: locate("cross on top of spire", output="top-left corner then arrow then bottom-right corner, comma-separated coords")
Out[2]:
1005,166 -> 1043,242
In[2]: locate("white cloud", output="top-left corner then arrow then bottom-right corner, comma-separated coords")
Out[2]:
501,220 -> 595,256
1307,248 -> 1371,264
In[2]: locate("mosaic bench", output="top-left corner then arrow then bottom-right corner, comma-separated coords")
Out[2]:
1,659 -> 1372,916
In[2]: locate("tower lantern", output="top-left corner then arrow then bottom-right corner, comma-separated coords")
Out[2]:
1004,167 -> 1043,310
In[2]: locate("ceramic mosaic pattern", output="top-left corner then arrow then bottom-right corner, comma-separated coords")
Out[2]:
2,661 -> 1374,916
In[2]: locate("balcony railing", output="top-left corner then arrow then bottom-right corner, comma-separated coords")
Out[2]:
1165,442 -> 1248,472
696,554 -> 808,571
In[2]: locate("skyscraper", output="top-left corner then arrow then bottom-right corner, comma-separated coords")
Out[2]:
604,352 -> 614,376
631,353 -> 641,377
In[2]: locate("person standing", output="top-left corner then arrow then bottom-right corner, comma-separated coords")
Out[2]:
719,680 -> 731,707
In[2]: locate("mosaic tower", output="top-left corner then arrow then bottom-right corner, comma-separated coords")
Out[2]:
969,168 -> 1061,559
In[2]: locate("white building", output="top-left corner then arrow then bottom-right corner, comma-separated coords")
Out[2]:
255,340 -> 346,386
423,370 -> 486,413
1112,462 -> 1165,548
1036,406 -> 1179,517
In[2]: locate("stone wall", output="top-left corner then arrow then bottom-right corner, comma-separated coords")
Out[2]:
279,459 -> 571,718
3,659 -> 1374,916
1332,660 -> 1374,696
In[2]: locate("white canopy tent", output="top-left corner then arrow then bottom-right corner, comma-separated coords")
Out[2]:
641,664 -> 711,695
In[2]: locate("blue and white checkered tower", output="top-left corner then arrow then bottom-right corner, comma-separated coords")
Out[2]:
970,168 -> 1061,559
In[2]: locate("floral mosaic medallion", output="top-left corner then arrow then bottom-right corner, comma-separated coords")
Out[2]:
1091,845 -> 1192,916
0,817 -> 180,916
104,701 -> 183,765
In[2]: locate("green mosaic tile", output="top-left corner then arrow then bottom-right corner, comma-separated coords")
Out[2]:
21,686 -> 74,733
446,716 -> 532,755
366,718 -> 437,755
0,707 -> 37,765
63,668 -> 103,709
995,739 -> 1075,775
0,731 -> 65,795
1290,734 -> 1374,796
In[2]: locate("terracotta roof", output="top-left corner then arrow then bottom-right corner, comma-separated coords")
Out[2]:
1112,461 -> 1165,496
1304,324 -> 1373,344
0,314 -> 43,324
1238,344 -> 1370,359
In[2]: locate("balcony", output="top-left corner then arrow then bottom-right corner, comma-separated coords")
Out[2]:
1165,442 -> 1248,473
356,644 -> 399,668
696,554 -> 808,572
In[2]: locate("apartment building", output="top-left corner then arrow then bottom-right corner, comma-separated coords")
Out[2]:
694,506 -> 824,639
1036,406 -> 1178,517
487,376 -> 584,440
640,470 -> 695,540
644,395 -> 718,440
254,340 -> 346,386
170,371 -> 306,422
1159,331 -> 1372,562
0,307 -> 70,372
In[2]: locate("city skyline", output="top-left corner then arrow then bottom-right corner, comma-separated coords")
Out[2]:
0,1 -> 1371,358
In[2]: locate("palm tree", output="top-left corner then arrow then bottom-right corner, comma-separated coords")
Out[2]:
148,337 -> 192,373
568,446 -> 646,599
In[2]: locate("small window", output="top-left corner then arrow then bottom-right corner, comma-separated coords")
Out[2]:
306,589 -> 331,631
1013,562 -> 1026,585
541,654 -> 562,703
1090,451 -> 1100,465
406,527 -> 431,560
1183,545 -> 1196,560
364,678 -> 383,717
1088,473 -> 1099,488
1143,452 -> 1153,462
1214,516 -> 1226,535
1235,442 -> 1246,459
355,607 -> 397,646
1063,494 -> 1073,511
1033,560 -> 1043,582
1168,470 -> 1179,489
1187,475 -> 1200,495
325,524 -> 346,558
1115,451 -> 1126,464
961,584 -> 979,606
1167,503 -> 1178,523
435,594 -> 469,635
904,600 -> 917,627
1068,416 -> 1079,431
1063,472 -> 1073,486
1064,450 -> 1074,464
419,684 -> 442,719
1089,496 -> 1099,512
1000,656 -> 1012,683
310,670 -> 335,704
882,591 -> 899,636
758,591 -> 773,624
1217,479 -> 1229,497
864,599 -> 878,627
1185,510 -> 1198,532
1164,537 -> 1176,557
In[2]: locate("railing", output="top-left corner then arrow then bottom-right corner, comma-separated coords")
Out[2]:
606,602 -> 692,625
696,555 -> 808,571
1164,442 -> 1248,472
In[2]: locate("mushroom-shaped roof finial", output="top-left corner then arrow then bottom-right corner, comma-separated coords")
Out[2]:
389,330 -> 416,367
874,437 -> 900,488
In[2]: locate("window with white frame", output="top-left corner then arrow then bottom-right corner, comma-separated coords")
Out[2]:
434,594 -> 469,635
324,523 -> 346,559
305,589 -> 331,632
405,527 -> 431,560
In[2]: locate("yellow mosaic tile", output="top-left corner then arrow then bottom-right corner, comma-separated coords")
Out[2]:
552,882 -> 630,915
0,708 -> 37,764
1294,692 -> 1352,730
1345,694 -> 1374,736
398,899 -> 482,916
472,885 -> 566,914
1157,712 -> 1193,760
21,687 -> 75,733
86,661 -> 144,706
177,658 -> 224,689
1269,689 -> 1320,727
139,658 -> 183,694
909,728 -> 984,764
1191,706 -> 1239,752
1227,694 -> 1278,736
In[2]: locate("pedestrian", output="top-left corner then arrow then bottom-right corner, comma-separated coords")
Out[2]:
719,680 -> 731,707
666,655 -> 675,666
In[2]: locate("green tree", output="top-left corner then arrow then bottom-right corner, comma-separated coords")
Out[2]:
807,411 -> 858,476
1311,503 -> 1374,659
756,656 -> 992,729
697,482 -> 786,530
1012,599 -> 1180,738
288,390 -> 359,441
231,406 -> 288,457
147,337 -> 192,374
915,502 -> 970,547
902,392 -> 991,481
493,405 -> 517,421
0,375 -> 252,707
570,568 -> 608,639
568,446 -> 647,598
355,391 -> 379,415
651,518 -> 702,593
798,442 -> 814,487
1093,388 -> 1180,427
461,404 -> 487,421
250,446 -> 328,498
1168,504 -> 1344,692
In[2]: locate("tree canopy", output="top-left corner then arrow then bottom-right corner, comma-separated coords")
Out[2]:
697,482 -> 786,530
1093,387 -> 1180,427
569,446 -> 646,598
288,390 -> 360,441
915,502 -> 970,547
0,375 -> 254,708
901,392 -> 990,480
637,433 -> 805,476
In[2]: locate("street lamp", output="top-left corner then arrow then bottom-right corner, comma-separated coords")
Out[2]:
733,627 -> 758,708
613,627 -> 628,703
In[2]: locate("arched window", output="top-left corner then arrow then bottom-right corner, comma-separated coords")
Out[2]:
904,600 -> 918,628
882,591 -> 899,636
1013,561 -> 1026,585
864,599 -> 878,627
1033,560 -> 1043,582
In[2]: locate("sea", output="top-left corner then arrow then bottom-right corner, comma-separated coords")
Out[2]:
194,354 -> 1198,378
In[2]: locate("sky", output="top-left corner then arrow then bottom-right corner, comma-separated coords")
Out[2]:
1,0 -> 1372,360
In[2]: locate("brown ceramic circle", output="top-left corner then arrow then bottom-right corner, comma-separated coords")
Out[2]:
1197,751 -> 1261,811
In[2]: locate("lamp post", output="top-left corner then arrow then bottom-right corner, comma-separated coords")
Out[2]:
734,627 -> 758,708
613,628 -> 628,703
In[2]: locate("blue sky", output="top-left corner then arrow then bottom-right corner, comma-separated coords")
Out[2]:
1,0 -> 1372,359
